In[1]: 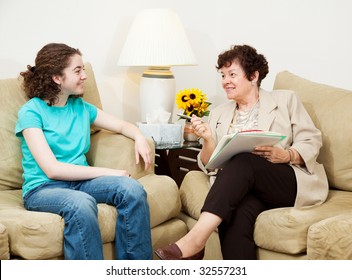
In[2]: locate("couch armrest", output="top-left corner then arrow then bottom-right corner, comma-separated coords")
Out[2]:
87,130 -> 155,179
139,174 -> 181,227
0,223 -> 10,260
179,170 -> 211,220
308,213 -> 352,259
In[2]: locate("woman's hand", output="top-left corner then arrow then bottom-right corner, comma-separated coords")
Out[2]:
252,146 -> 290,163
134,133 -> 153,171
190,115 -> 212,141
190,115 -> 217,165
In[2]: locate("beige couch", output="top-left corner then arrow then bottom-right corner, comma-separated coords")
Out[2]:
0,63 -> 187,260
178,71 -> 352,260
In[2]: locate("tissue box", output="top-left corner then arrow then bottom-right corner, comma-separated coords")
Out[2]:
137,123 -> 182,146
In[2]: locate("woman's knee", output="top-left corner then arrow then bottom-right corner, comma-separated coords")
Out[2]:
216,153 -> 255,184
220,153 -> 252,174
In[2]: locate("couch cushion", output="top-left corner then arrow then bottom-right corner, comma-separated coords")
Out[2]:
179,170 -> 211,220
307,213 -> 352,260
254,190 -> 352,255
81,63 -> 103,110
0,223 -> 9,260
87,131 -> 155,179
139,174 -> 181,228
273,71 -> 352,191
0,77 -> 27,191
0,190 -> 114,259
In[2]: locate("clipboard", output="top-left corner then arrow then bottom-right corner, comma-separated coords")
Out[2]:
205,130 -> 286,169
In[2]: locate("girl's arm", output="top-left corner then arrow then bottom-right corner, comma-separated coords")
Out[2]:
92,109 -> 152,170
23,128 -> 130,181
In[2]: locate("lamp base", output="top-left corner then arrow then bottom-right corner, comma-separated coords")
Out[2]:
140,67 -> 175,122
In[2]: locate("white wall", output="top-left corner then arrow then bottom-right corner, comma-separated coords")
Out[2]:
1,0 -> 351,124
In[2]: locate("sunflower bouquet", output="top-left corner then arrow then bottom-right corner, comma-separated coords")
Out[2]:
175,88 -> 211,118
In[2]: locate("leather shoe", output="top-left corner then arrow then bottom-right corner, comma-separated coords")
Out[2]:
154,243 -> 205,260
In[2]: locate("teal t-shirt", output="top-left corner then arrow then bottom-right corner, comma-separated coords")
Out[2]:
15,97 -> 98,197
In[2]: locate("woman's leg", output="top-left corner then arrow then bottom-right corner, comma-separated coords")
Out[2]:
218,194 -> 266,259
160,151 -> 258,258
175,211 -> 222,258
23,182 -> 104,260
203,153 -> 297,259
77,176 -> 152,260
157,153 -> 296,259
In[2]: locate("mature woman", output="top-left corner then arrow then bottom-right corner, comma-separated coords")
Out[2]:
155,44 -> 328,260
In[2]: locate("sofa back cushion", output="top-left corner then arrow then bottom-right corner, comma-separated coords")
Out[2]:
273,71 -> 352,191
0,62 -> 102,191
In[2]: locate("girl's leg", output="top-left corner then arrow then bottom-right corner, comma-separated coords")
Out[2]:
77,176 -> 152,260
24,182 -> 104,260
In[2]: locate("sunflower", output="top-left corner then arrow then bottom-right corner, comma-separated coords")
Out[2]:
175,88 -> 211,118
194,100 -> 211,117
175,89 -> 191,110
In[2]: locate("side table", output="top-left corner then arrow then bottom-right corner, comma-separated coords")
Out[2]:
155,142 -> 202,187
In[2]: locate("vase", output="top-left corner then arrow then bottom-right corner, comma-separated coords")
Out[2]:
183,120 -> 199,142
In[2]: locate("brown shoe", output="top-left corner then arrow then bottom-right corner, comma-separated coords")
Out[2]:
154,243 -> 205,260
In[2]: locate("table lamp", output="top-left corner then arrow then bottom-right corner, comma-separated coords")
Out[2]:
118,8 -> 197,122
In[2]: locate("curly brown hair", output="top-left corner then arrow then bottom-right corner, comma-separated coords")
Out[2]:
20,43 -> 82,106
216,44 -> 269,87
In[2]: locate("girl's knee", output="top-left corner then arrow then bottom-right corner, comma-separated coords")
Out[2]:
69,192 -> 98,214
128,181 -> 147,199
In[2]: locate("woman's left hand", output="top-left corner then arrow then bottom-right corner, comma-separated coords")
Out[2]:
252,146 -> 289,163
134,134 -> 153,170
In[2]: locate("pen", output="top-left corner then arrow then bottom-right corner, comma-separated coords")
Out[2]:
177,113 -> 192,121
177,113 -> 205,123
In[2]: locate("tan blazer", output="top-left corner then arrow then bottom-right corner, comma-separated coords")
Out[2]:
198,88 -> 329,208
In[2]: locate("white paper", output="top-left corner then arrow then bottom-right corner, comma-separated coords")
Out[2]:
205,130 -> 286,169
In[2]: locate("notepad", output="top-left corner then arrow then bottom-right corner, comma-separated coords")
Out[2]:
205,130 -> 286,169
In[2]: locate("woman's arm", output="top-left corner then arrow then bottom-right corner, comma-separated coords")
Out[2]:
252,90 -> 316,167
286,90 -> 322,171
190,116 -> 216,166
23,128 -> 130,181
92,109 -> 152,170
199,137 -> 217,166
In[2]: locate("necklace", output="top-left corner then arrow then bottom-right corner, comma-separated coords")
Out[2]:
230,99 -> 260,133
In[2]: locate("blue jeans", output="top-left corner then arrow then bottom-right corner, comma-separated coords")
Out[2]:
23,176 -> 152,260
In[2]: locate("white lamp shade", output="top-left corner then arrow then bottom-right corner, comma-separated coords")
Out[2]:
118,8 -> 197,66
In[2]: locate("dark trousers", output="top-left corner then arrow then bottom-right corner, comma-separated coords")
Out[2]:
201,153 -> 297,260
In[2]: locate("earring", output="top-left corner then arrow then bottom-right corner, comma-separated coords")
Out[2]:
251,81 -> 256,86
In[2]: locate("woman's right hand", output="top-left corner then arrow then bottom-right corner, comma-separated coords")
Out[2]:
190,115 -> 216,166
191,115 -> 212,141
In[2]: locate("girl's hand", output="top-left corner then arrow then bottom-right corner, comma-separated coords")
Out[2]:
134,134 -> 153,170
